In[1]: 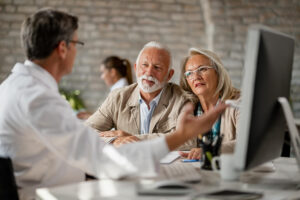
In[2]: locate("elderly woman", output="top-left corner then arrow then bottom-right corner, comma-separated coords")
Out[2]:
179,48 -> 240,160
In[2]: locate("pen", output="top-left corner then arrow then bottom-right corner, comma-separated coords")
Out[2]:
181,159 -> 200,162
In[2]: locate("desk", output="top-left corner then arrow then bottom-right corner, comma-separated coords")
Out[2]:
36,157 -> 300,200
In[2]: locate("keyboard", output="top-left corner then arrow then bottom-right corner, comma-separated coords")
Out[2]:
161,163 -> 202,183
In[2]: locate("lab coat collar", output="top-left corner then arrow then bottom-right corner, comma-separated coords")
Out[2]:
12,60 -> 59,93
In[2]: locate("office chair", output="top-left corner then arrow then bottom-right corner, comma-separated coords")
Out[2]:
0,157 -> 19,200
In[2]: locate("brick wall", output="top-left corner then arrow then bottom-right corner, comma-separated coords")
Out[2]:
209,0 -> 300,117
0,0 -> 299,117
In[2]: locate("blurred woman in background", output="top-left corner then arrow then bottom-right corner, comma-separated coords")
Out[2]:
100,56 -> 133,91
78,56 -> 133,120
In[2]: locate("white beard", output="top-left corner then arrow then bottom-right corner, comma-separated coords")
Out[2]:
137,75 -> 166,93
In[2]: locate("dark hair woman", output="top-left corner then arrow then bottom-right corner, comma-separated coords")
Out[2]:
100,56 -> 133,91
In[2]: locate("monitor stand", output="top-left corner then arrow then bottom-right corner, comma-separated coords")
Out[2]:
278,97 -> 300,173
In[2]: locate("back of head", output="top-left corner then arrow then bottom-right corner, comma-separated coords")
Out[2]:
180,48 -> 239,103
102,56 -> 133,84
21,8 -> 78,60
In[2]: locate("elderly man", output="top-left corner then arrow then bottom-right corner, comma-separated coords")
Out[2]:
0,8 -> 226,199
86,42 -> 194,149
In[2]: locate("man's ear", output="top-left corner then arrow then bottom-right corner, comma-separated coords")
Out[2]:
56,41 -> 68,60
167,69 -> 174,81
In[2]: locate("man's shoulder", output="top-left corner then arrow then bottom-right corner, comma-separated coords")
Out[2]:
110,83 -> 137,95
106,83 -> 138,103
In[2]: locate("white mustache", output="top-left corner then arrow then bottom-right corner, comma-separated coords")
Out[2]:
139,75 -> 159,84
137,75 -> 164,93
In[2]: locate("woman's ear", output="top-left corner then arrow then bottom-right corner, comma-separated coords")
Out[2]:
56,41 -> 68,60
111,68 -> 118,77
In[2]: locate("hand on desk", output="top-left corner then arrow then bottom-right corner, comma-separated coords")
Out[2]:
112,136 -> 141,147
100,130 -> 131,137
180,148 -> 202,160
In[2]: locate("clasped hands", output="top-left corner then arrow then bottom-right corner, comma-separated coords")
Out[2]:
99,130 -> 140,147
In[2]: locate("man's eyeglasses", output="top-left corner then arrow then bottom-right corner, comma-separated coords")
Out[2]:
184,66 -> 214,80
68,40 -> 84,46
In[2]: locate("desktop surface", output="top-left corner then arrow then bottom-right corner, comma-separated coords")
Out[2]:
36,157 -> 300,200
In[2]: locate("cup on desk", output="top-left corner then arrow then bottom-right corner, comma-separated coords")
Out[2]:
211,154 -> 239,181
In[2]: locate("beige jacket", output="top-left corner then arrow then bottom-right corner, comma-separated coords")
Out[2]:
85,83 -> 194,150
220,100 -> 240,153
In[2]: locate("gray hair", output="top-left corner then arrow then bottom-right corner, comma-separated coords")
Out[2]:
21,8 -> 78,60
135,41 -> 172,70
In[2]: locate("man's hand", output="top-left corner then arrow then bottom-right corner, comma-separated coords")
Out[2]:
112,136 -> 141,147
180,148 -> 202,160
99,130 -> 131,137
166,102 -> 227,151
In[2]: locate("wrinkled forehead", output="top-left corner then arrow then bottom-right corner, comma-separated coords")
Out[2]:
139,47 -> 170,67
185,54 -> 211,71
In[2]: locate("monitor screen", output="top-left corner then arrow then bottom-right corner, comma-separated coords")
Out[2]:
234,25 -> 295,171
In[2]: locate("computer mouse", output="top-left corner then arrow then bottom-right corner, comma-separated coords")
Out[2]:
152,180 -> 191,190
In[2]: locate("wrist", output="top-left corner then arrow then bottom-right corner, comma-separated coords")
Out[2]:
165,130 -> 189,151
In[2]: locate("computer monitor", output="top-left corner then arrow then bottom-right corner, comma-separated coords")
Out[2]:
234,25 -> 295,171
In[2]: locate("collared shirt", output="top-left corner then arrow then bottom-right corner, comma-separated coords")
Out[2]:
110,77 -> 128,91
139,89 -> 164,134
0,60 -> 169,199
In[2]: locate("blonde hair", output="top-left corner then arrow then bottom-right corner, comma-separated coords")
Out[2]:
180,48 -> 239,103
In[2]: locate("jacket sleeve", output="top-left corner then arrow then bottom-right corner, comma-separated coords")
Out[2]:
136,132 -> 197,151
221,98 -> 240,153
24,90 -> 169,179
85,93 -> 115,133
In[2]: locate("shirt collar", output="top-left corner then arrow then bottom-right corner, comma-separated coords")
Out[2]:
12,60 -> 58,92
139,87 -> 165,107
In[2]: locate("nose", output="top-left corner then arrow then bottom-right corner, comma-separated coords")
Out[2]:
100,73 -> 105,80
144,65 -> 155,76
190,72 -> 203,81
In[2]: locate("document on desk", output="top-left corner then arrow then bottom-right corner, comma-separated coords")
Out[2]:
160,151 -> 180,164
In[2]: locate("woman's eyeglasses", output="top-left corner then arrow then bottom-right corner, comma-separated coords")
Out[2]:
184,66 -> 214,80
